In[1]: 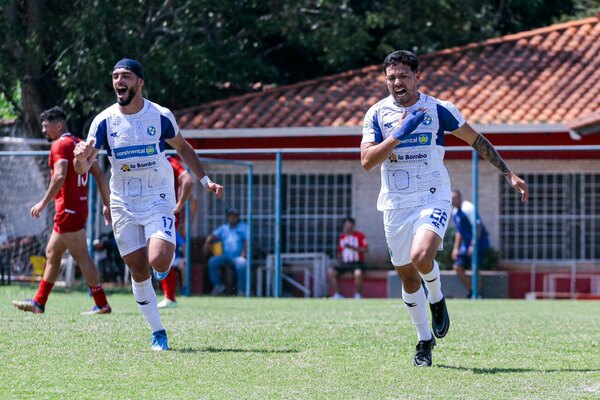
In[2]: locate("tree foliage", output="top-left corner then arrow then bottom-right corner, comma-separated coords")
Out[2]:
0,0 -> 598,136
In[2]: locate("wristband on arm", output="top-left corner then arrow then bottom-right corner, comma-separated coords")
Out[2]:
200,175 -> 213,188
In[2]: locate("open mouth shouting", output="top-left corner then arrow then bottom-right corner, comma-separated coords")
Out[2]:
115,84 -> 135,106
395,87 -> 407,100
115,84 -> 128,99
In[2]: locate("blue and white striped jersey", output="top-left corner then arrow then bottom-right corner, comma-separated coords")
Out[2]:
362,93 -> 466,210
87,99 -> 178,212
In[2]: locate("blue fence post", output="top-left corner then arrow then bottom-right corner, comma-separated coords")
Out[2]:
184,172 -> 191,297
275,151 -> 282,298
246,164 -> 253,298
472,150 -> 479,299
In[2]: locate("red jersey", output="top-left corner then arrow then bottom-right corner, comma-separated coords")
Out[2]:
167,155 -> 187,200
167,155 -> 188,229
49,134 -> 89,215
337,230 -> 368,263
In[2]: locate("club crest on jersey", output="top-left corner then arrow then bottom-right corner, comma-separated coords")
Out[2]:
147,126 -> 156,136
422,116 -> 432,126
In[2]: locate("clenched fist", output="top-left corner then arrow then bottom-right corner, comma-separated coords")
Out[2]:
74,139 -> 96,161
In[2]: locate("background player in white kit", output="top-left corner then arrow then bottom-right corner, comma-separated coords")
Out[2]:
361,50 -> 529,367
74,59 -> 223,350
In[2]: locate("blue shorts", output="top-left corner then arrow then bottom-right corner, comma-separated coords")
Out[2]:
453,250 -> 486,270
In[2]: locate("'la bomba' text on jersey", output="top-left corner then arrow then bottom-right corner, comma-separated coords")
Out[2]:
361,93 -> 465,210
87,99 -> 178,212
50,133 -> 89,215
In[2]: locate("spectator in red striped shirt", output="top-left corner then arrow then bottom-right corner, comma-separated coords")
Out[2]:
329,217 -> 369,299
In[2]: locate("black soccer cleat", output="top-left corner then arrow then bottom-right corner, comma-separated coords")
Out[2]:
413,336 -> 436,367
430,297 -> 450,338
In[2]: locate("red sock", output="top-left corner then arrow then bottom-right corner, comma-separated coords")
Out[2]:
33,279 -> 54,306
161,268 -> 177,301
89,285 -> 109,307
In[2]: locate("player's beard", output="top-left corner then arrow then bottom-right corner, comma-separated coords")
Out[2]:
115,86 -> 138,106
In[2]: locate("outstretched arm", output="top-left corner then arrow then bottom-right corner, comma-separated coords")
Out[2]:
166,134 -> 224,199
452,123 -> 529,202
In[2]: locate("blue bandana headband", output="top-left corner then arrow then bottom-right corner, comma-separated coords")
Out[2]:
113,59 -> 144,80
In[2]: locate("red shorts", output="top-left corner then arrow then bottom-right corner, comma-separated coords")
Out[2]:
53,209 -> 88,233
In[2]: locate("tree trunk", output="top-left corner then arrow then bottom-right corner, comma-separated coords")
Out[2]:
20,80 -> 44,137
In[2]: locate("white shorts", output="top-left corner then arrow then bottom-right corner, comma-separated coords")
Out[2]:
383,201 -> 452,266
111,206 -> 177,256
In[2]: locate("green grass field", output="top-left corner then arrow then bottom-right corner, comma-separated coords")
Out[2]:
1,285 -> 599,400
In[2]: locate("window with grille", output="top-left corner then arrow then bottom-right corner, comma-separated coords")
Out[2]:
499,173 -> 600,261
196,172 -> 353,260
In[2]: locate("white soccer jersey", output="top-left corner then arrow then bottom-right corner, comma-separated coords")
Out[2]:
87,99 -> 178,212
362,93 -> 465,210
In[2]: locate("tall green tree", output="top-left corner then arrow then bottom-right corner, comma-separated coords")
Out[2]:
1,0 -> 598,136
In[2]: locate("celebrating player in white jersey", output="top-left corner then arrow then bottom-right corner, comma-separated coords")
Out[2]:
361,50 -> 528,367
74,59 -> 223,351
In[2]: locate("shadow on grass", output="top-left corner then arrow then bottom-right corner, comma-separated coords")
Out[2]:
173,346 -> 299,354
437,365 -> 599,374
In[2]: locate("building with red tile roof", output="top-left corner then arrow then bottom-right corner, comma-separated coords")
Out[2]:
177,14 -> 599,133
179,16 -> 600,297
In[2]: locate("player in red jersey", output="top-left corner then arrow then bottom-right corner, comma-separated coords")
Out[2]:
329,217 -> 369,299
12,106 -> 113,315
157,155 -> 194,308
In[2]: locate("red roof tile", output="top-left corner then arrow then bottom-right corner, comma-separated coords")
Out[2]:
176,16 -> 600,130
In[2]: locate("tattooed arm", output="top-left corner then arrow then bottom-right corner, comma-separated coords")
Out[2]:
471,135 -> 511,177
452,123 -> 529,202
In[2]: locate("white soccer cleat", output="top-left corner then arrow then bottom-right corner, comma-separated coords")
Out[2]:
157,298 -> 178,309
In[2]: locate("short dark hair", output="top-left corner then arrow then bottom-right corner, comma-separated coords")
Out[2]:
344,217 -> 355,225
382,50 -> 419,73
226,207 -> 240,216
40,106 -> 67,122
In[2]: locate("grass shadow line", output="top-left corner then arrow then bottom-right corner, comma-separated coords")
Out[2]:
437,364 -> 599,374
172,346 -> 299,354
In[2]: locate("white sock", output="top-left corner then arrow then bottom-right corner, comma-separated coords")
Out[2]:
420,260 -> 443,304
131,277 -> 165,333
402,286 -> 432,341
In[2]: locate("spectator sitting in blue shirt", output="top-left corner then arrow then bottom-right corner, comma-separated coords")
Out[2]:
451,190 -> 490,298
203,208 -> 248,296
